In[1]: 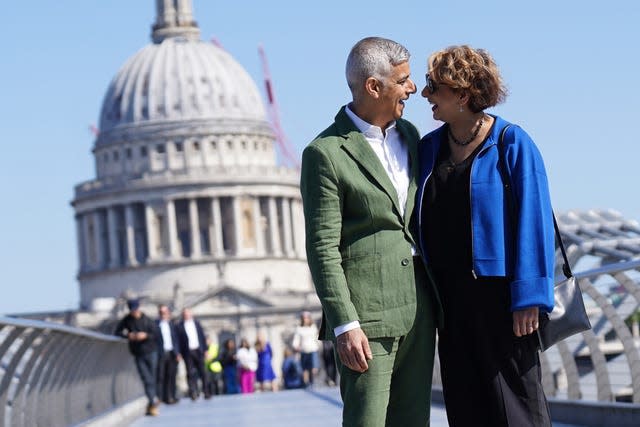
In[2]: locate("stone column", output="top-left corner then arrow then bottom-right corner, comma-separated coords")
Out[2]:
290,199 -> 305,257
253,197 -> 265,256
210,197 -> 224,256
75,214 -> 86,272
189,198 -> 202,259
176,0 -> 195,24
107,207 -> 120,268
93,210 -> 105,268
268,197 -> 282,256
125,205 -> 138,266
145,204 -> 158,261
156,0 -> 176,28
280,198 -> 293,256
233,197 -> 243,255
165,199 -> 179,258
81,213 -> 94,268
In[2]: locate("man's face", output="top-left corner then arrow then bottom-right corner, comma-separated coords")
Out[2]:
159,306 -> 170,319
377,61 -> 416,124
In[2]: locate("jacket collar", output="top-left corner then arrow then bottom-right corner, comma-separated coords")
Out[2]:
334,105 -> 418,225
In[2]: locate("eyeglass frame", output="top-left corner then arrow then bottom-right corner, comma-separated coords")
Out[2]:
425,73 -> 440,94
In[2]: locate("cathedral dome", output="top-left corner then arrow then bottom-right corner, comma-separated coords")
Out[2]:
96,1 -> 268,144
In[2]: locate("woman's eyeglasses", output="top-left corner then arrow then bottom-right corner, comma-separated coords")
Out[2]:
425,73 -> 439,94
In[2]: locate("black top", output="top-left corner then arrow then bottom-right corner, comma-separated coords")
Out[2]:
423,137 -> 486,272
114,313 -> 158,356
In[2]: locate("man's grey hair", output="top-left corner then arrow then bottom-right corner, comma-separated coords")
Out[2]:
345,37 -> 410,96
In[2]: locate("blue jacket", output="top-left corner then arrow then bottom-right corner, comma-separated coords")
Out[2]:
416,115 -> 555,313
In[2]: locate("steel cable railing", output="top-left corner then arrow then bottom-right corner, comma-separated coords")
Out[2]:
0,316 -> 142,427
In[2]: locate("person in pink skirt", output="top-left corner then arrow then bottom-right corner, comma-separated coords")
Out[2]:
236,338 -> 258,393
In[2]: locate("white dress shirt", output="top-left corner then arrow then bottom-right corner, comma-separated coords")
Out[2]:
183,319 -> 200,350
345,105 -> 410,217
159,319 -> 174,352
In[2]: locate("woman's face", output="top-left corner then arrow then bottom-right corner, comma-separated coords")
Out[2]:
421,72 -> 460,123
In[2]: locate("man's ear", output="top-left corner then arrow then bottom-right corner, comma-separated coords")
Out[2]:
364,77 -> 382,99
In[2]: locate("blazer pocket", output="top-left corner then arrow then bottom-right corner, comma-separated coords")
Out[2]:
342,254 -> 383,317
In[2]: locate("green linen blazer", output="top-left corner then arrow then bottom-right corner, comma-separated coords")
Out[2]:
300,106 -> 421,340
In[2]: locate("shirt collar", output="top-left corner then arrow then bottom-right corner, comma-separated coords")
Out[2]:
345,104 -> 396,139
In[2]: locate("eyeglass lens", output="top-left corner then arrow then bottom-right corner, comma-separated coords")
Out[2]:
425,74 -> 437,94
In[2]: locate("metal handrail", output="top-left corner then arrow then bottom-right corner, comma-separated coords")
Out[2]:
0,316 -> 142,427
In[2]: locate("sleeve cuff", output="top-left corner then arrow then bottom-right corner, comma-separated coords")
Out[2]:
334,321 -> 360,337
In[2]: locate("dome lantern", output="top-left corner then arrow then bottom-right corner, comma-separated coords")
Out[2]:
152,0 -> 200,43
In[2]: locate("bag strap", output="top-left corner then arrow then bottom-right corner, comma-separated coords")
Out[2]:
496,125 -> 572,280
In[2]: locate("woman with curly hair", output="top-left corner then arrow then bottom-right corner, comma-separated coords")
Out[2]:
416,45 -> 554,427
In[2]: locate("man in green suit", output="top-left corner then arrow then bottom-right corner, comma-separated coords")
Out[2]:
300,37 -> 441,427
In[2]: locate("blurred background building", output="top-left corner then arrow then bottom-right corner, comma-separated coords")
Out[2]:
68,0 -> 319,368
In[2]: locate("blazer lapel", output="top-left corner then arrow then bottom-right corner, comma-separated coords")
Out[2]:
398,120 -> 418,228
334,108 -> 402,217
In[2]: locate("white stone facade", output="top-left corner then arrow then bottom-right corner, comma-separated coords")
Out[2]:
71,0 -> 314,314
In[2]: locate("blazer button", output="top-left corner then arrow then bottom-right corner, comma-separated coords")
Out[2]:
401,258 -> 410,266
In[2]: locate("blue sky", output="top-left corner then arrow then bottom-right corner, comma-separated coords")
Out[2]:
1,1 -> 638,314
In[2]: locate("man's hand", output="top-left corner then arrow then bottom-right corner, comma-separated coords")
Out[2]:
336,327 -> 373,373
127,331 -> 148,341
513,307 -> 539,337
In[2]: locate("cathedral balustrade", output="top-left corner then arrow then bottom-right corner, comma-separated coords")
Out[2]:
74,164 -> 300,198
0,316 -> 142,427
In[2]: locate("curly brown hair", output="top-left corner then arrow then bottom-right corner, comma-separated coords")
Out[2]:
428,45 -> 508,113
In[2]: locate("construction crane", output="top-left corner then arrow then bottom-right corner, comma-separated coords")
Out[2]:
258,44 -> 300,170
89,124 -> 100,137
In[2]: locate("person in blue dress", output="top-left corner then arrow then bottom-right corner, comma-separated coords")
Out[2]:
255,333 -> 278,392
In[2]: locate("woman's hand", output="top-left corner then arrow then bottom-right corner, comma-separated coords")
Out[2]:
513,307 -> 539,337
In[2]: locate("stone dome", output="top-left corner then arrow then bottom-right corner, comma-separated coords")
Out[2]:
96,0 -> 268,145
98,39 -> 267,139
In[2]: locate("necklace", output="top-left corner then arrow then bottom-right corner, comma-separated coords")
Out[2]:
448,115 -> 484,146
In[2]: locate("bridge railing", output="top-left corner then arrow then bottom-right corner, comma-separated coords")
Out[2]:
0,316 -> 142,427
539,258 -> 640,404
431,259 -> 640,405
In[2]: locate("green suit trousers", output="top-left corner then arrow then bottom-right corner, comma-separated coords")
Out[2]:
336,259 -> 437,427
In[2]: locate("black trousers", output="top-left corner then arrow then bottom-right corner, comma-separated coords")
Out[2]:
205,370 -> 223,395
322,340 -> 337,384
184,349 -> 209,397
157,350 -> 178,403
433,268 -> 551,427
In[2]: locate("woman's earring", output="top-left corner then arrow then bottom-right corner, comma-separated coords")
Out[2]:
459,106 -> 464,113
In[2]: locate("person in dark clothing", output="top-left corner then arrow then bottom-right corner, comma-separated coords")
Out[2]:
220,338 -> 239,394
114,298 -> 159,416
176,308 -> 210,400
282,347 -> 304,390
416,45 -> 553,427
155,304 -> 180,404
321,340 -> 338,386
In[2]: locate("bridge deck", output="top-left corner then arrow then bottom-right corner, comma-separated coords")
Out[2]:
128,387 -> 580,427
